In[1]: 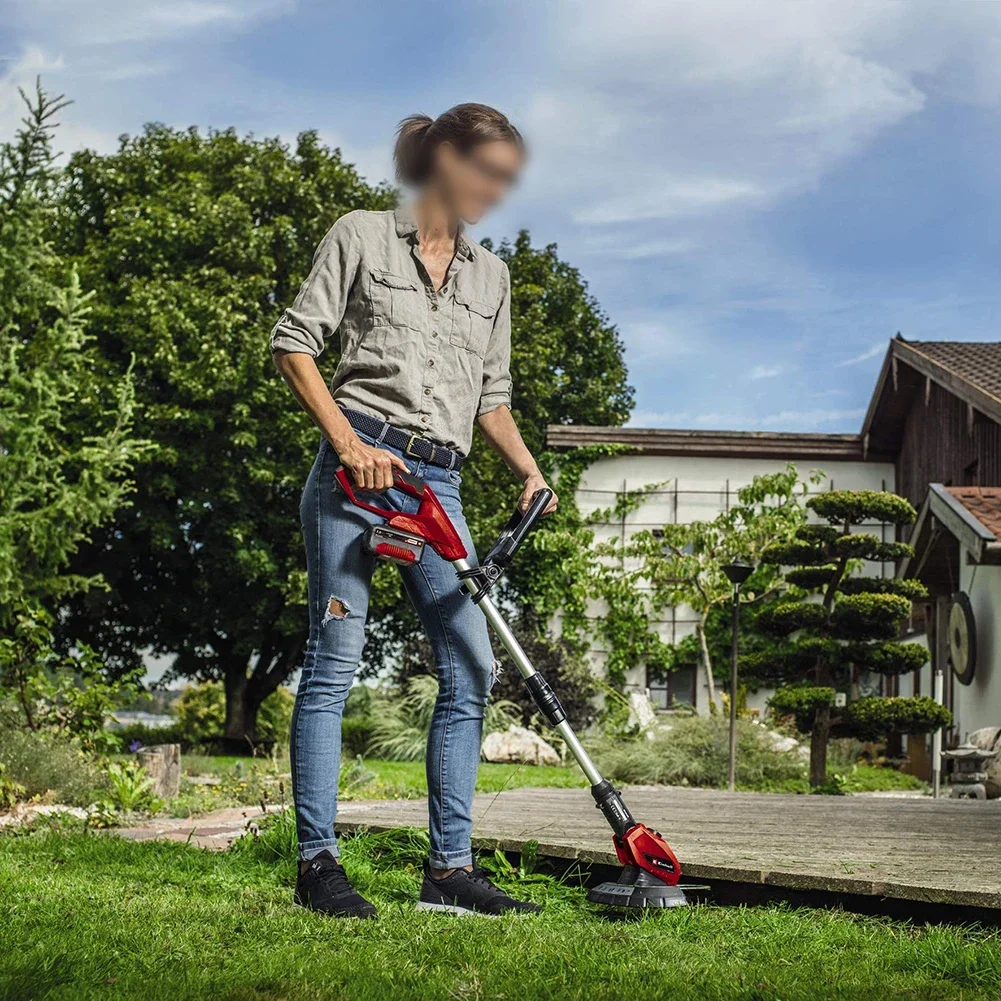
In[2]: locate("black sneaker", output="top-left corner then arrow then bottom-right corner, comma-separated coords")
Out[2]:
417,862 -> 541,916
294,851 -> 377,919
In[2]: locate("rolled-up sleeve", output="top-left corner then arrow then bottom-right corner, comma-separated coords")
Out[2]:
477,265 -> 513,416
270,215 -> 360,357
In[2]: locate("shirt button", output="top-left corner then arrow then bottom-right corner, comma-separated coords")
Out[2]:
428,359 -> 435,367
431,304 -> 438,312
431,331 -> 438,338
424,388 -> 431,396
421,414 -> 429,424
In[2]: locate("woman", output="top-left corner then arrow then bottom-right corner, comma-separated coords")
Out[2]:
272,103 -> 557,918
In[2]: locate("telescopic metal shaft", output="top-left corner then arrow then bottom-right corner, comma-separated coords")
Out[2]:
453,557 -> 604,787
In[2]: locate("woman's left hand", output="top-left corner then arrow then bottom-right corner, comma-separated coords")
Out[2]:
519,473 -> 558,516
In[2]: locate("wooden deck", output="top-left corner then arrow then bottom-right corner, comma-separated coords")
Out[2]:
336,786 -> 1001,911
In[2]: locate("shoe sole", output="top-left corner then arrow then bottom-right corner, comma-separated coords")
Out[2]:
293,899 -> 377,919
415,901 -> 499,918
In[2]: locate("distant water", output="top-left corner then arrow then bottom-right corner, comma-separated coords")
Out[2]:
109,711 -> 175,730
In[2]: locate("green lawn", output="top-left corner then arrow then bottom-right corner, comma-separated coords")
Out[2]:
2,817 -> 999,1001
168,754 -> 922,818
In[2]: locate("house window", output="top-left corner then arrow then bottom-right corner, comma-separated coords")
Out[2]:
648,664 -> 697,710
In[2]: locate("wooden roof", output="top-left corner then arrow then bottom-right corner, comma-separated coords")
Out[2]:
862,337 -> 1001,455
899,484 -> 1001,593
543,426 -> 887,461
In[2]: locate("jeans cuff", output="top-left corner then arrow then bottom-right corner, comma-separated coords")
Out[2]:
299,838 -> 341,861
429,849 -> 474,869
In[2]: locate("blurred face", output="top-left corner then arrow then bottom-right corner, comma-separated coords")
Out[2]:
431,139 -> 523,224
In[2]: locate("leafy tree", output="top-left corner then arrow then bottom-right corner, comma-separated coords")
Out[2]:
52,128 -> 633,743
760,490 -> 950,786
50,124 -> 394,746
597,465 -> 817,699
0,83 -> 144,746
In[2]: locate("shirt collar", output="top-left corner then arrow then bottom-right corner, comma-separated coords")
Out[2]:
394,203 -> 476,261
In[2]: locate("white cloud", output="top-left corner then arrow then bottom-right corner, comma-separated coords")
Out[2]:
3,1 -> 294,46
748,364 -> 784,381
836,343 -> 886,367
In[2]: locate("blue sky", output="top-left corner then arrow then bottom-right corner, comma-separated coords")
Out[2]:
3,0 -> 1001,432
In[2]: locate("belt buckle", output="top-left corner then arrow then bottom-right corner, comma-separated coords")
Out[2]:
405,433 -> 423,460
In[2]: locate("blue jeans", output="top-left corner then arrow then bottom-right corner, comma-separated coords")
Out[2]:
290,433 -> 495,867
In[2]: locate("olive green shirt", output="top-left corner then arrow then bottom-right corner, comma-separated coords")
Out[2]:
270,206 -> 512,455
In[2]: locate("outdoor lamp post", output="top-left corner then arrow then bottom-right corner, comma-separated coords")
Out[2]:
722,559 -> 754,793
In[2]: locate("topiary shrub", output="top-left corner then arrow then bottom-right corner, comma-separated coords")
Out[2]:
759,488 -> 939,786
768,686 -> 836,733
843,696 -> 952,740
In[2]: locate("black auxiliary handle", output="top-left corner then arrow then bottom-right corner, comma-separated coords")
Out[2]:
457,487 -> 553,603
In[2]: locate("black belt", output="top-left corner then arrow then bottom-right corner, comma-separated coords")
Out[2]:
341,408 -> 465,472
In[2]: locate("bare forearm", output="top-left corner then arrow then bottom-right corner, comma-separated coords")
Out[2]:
477,406 -> 539,482
478,406 -> 558,514
273,350 -> 356,451
273,350 -> 406,490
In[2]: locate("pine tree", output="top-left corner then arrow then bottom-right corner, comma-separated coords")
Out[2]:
758,490 -> 950,786
0,83 -> 144,738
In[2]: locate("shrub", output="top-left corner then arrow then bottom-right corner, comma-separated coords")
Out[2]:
367,675 -> 521,761
590,715 -> 805,790
838,577 -> 928,599
174,681 -> 294,746
784,565 -> 839,589
768,686 -> 836,734
830,592 -> 911,640
0,728 -> 106,806
112,722 -> 186,752
831,535 -> 913,561
846,641 -> 928,675
759,601 -> 827,636
844,696 -> 952,740
808,490 -> 917,526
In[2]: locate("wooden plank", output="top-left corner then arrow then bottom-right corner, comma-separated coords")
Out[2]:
334,786 -> 1001,909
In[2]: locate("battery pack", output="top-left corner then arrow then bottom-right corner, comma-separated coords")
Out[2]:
362,525 -> 425,566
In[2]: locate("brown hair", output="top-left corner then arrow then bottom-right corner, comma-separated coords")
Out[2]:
394,103 -> 524,185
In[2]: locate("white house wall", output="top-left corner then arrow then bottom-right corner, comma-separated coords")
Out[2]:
570,451 -> 896,713
955,553 -> 1001,737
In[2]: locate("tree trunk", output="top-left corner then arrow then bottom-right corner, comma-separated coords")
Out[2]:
222,668 -> 255,749
135,744 -> 181,799
810,702 -> 831,787
220,642 -> 297,751
697,620 -> 717,713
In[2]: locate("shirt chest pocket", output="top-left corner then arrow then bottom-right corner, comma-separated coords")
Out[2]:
369,269 -> 423,331
451,288 -> 497,357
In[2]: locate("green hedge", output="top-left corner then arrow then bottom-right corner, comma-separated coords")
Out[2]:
808,491 -> 917,526
794,525 -> 841,544
843,696 -> 952,739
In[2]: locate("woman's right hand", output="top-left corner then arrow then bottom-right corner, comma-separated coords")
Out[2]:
337,436 -> 409,492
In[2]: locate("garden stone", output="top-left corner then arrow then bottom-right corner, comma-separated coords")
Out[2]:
628,692 -> 659,738
762,728 -> 810,761
968,727 -> 1001,799
481,725 -> 560,766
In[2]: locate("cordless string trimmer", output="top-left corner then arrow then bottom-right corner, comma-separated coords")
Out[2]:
335,465 -> 691,908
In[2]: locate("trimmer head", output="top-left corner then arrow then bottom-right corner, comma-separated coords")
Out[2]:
588,867 -> 689,909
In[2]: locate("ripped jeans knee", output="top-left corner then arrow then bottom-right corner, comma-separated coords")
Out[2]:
321,595 -> 351,626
